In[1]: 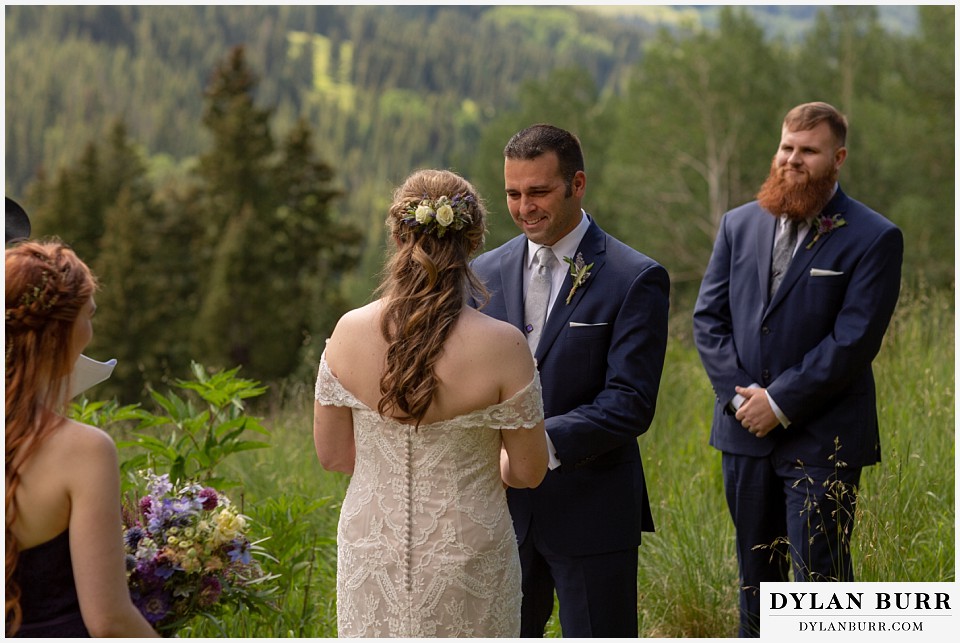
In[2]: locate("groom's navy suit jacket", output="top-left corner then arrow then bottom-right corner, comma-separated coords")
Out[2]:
471,219 -> 669,556
693,186 -> 903,468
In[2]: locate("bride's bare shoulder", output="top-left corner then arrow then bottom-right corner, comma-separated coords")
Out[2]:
462,307 -> 524,339
335,299 -> 384,329
329,301 -> 385,346
459,308 -> 530,364
325,300 -> 387,375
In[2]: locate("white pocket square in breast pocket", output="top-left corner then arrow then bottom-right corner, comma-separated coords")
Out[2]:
810,268 -> 844,277
569,321 -> 609,327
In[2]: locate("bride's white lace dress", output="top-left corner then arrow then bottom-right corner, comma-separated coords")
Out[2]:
314,353 -> 544,638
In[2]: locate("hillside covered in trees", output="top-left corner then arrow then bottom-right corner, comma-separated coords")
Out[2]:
4,5 -> 953,401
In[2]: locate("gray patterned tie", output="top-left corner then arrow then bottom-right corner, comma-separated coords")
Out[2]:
524,246 -> 557,351
770,218 -> 800,298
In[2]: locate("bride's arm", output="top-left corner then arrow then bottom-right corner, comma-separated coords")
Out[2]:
314,402 -> 356,474
496,329 -> 548,489
500,421 -> 547,488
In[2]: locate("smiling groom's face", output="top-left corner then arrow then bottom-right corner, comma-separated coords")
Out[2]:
504,151 -> 584,247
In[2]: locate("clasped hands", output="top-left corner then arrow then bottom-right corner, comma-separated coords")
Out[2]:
734,386 -> 779,438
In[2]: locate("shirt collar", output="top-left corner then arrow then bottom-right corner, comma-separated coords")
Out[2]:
526,211 -> 592,269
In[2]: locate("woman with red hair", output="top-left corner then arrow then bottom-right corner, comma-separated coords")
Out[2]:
5,240 -> 157,637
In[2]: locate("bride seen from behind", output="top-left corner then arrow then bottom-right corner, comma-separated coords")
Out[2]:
313,168 -> 548,637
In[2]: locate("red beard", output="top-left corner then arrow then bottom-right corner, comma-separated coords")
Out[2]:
756,159 -> 837,221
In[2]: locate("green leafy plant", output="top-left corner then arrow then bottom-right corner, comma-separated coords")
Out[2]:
70,398 -> 150,428
71,362 -> 272,490
124,362 -> 271,489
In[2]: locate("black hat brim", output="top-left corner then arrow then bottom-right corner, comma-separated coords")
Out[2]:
6,197 -> 32,243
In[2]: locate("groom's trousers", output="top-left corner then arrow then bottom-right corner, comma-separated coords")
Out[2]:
517,525 -> 638,637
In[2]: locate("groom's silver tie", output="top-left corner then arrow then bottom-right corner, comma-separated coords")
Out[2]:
769,218 -> 800,298
524,246 -> 557,351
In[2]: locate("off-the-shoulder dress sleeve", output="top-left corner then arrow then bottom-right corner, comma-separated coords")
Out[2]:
484,370 -> 544,431
314,352 -> 367,410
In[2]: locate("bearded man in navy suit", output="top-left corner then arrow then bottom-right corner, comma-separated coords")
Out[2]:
693,102 -> 903,637
470,124 -> 669,637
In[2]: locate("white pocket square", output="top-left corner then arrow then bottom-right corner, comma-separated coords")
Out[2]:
569,321 -> 608,327
810,268 -> 844,277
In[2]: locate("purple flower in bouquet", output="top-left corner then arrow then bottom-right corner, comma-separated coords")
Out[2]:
227,539 -> 252,565
170,495 -> 200,514
148,472 -> 173,497
124,525 -> 145,550
146,496 -> 197,533
153,559 -> 178,580
198,487 -> 218,511
131,560 -> 164,593
199,576 -> 223,607
136,589 -> 173,625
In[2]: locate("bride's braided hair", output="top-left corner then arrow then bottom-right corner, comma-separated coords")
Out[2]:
5,240 -> 97,635
376,170 -> 489,425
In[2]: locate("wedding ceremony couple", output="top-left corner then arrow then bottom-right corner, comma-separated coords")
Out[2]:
5,102 -> 901,638
312,102 -> 902,638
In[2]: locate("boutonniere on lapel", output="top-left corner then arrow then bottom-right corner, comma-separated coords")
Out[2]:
806,213 -> 847,250
562,252 -> 594,304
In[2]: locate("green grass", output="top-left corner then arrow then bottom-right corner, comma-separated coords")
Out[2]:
854,284 -> 955,583
162,284 -> 955,637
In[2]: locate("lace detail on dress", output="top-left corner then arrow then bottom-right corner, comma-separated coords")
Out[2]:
314,355 -> 366,410
314,351 -> 544,637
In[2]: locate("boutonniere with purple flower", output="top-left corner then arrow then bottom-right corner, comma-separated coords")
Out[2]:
562,253 -> 594,304
806,213 -> 847,250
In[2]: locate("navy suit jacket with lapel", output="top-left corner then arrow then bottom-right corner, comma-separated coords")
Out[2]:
470,219 -> 670,556
693,186 -> 903,468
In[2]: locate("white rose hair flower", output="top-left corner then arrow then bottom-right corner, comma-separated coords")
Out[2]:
415,203 -> 435,224
401,193 -> 475,238
435,203 -> 455,227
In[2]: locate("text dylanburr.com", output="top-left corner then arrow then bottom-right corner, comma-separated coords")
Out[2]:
761,582 -> 956,639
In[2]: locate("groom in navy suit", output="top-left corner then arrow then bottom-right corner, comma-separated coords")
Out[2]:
693,102 -> 903,637
471,124 -> 669,637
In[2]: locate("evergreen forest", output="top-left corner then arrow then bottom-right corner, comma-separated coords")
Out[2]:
4,4 -> 954,401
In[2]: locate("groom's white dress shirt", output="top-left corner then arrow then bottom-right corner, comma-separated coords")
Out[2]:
522,211 -> 592,469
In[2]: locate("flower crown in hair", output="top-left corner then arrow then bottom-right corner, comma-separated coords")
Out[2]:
12,271 -> 57,312
401,193 -> 475,239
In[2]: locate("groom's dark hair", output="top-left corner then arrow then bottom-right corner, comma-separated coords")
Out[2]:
504,124 -> 584,196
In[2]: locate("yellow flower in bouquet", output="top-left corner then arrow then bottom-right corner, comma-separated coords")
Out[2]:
213,507 -> 247,545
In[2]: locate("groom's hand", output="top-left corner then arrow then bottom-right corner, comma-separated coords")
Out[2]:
734,386 -> 779,438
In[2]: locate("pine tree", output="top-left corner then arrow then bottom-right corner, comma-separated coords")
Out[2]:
27,120 -> 151,264
272,118 -> 362,376
192,47 -> 361,381
196,45 -> 275,236
87,121 -> 187,401
92,188 -> 153,400
28,142 -> 105,262
192,46 -> 277,373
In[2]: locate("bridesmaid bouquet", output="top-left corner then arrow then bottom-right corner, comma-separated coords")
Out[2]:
122,470 -> 277,635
